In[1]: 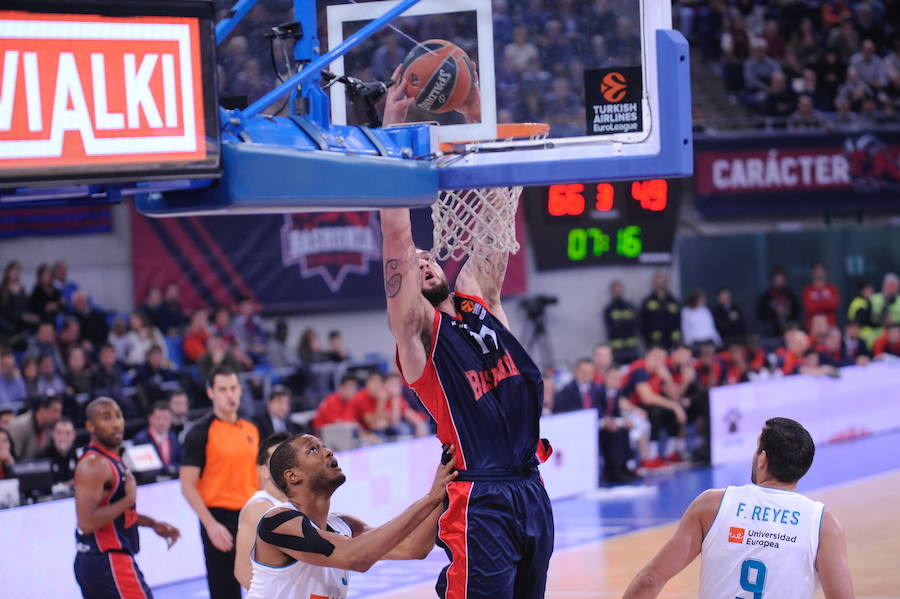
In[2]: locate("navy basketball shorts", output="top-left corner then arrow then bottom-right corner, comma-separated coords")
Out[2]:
74,552 -> 154,599
436,472 -> 554,599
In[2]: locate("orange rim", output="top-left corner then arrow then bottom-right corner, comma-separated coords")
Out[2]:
439,122 -> 549,153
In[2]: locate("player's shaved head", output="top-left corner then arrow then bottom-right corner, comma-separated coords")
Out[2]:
85,396 -> 117,422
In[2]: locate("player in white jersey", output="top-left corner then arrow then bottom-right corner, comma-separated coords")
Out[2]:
235,432 -> 291,589
247,433 -> 457,599
623,417 -> 854,599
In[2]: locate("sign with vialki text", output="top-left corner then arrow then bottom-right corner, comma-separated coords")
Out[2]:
0,2 -> 219,187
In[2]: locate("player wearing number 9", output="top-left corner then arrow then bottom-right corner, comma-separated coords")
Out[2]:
622,418 -> 854,599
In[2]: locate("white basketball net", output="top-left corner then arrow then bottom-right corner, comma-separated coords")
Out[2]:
431,125 -> 549,262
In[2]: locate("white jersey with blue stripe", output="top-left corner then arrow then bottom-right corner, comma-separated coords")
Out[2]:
700,484 -> 824,599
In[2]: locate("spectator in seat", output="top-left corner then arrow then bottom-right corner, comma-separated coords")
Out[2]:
756,266 -> 802,338
168,389 -> 192,443
324,330 -> 350,363
296,328 -> 325,364
640,271 -> 682,349
743,38 -> 781,103
140,287 -> 166,333
183,308 -> 210,364
91,343 -> 127,407
681,289 -> 721,348
553,358 -> 596,414
266,319 -> 298,369
696,342 -> 726,391
57,316 -> 86,358
724,343 -> 751,385
591,344 -> 614,384
312,374 -> 361,430
603,279 -> 640,364
107,316 -> 131,363
745,334 -> 767,372
595,367 -> 636,483
63,346 -> 93,423
50,260 -> 78,307
69,291 -> 108,349
36,353 -> 66,399
159,283 -> 186,335
197,335 -> 244,387
232,298 -> 267,364
668,345 -> 698,402
255,385 -> 302,438
712,287 -> 746,345
816,50 -> 846,100
210,305 -> 237,348
809,314 -> 831,347
831,97 -> 864,131
20,357 -> 39,399
850,39 -> 889,91
803,262 -> 840,329
0,260 -> 36,349
25,321 -> 63,373
762,70 -> 797,119
504,25 -> 539,72
125,310 -> 168,368
872,323 -> 900,358
828,16 -> 861,63
847,281 -> 875,335
0,428 -> 15,479
132,344 -> 179,416
0,346 -> 26,406
133,401 -> 182,473
621,347 -> 685,468
782,330 -> 838,376
788,95 -> 826,130
37,417 -> 77,488
842,322 -> 871,365
7,395 -> 62,460
28,263 -> 62,324
870,272 -> 900,326
817,327 -> 848,367
383,373 -> 428,437
837,66 -> 874,111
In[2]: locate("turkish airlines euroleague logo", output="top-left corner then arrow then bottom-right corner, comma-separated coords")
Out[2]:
0,11 -> 206,168
600,72 -> 628,103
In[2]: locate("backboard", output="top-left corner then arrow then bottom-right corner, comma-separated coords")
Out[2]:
0,0 -> 691,214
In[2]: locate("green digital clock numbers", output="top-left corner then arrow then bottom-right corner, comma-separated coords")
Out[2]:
524,181 -> 678,271
566,226 -> 643,261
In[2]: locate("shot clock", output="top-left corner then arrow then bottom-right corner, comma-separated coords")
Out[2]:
523,180 -> 680,270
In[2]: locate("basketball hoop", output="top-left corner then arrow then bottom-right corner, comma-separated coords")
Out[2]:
432,123 -> 550,262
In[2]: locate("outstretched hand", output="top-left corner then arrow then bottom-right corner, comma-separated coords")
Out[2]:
429,444 -> 458,504
153,520 -> 182,549
383,64 -> 416,126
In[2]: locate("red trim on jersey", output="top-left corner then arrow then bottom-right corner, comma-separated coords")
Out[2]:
396,308 -> 468,469
95,456 -> 122,552
109,552 -> 148,599
438,481 -> 473,599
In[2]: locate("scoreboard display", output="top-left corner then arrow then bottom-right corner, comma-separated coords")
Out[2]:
523,179 -> 680,270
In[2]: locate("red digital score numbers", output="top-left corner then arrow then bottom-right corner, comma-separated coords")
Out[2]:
546,180 -> 668,216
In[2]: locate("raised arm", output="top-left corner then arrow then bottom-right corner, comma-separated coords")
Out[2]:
339,505 -> 443,560
455,250 -> 510,328
816,510 -> 855,599
622,489 -> 720,599
380,208 -> 432,382
256,458 -> 456,573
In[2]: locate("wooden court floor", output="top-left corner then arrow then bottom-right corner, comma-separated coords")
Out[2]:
378,470 -> 900,599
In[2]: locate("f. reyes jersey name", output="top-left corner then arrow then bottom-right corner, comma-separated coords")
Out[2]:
0,11 -> 206,168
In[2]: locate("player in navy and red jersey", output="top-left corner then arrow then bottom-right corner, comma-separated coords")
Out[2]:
74,397 -> 180,599
380,208 -> 553,599
622,347 -> 686,467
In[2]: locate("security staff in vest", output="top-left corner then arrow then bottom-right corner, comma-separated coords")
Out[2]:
180,365 -> 260,599
640,271 -> 682,350
604,279 -> 640,363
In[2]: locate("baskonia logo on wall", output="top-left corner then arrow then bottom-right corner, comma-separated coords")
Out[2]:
280,213 -> 382,292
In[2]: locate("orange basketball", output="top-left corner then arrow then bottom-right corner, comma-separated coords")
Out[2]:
400,39 -> 474,114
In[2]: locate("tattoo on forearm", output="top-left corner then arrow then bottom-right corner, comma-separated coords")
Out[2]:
384,259 -> 403,298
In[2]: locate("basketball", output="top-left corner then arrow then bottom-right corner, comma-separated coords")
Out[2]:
400,39 -> 474,114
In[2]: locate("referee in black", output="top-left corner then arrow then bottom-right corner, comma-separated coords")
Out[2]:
180,366 -> 260,599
